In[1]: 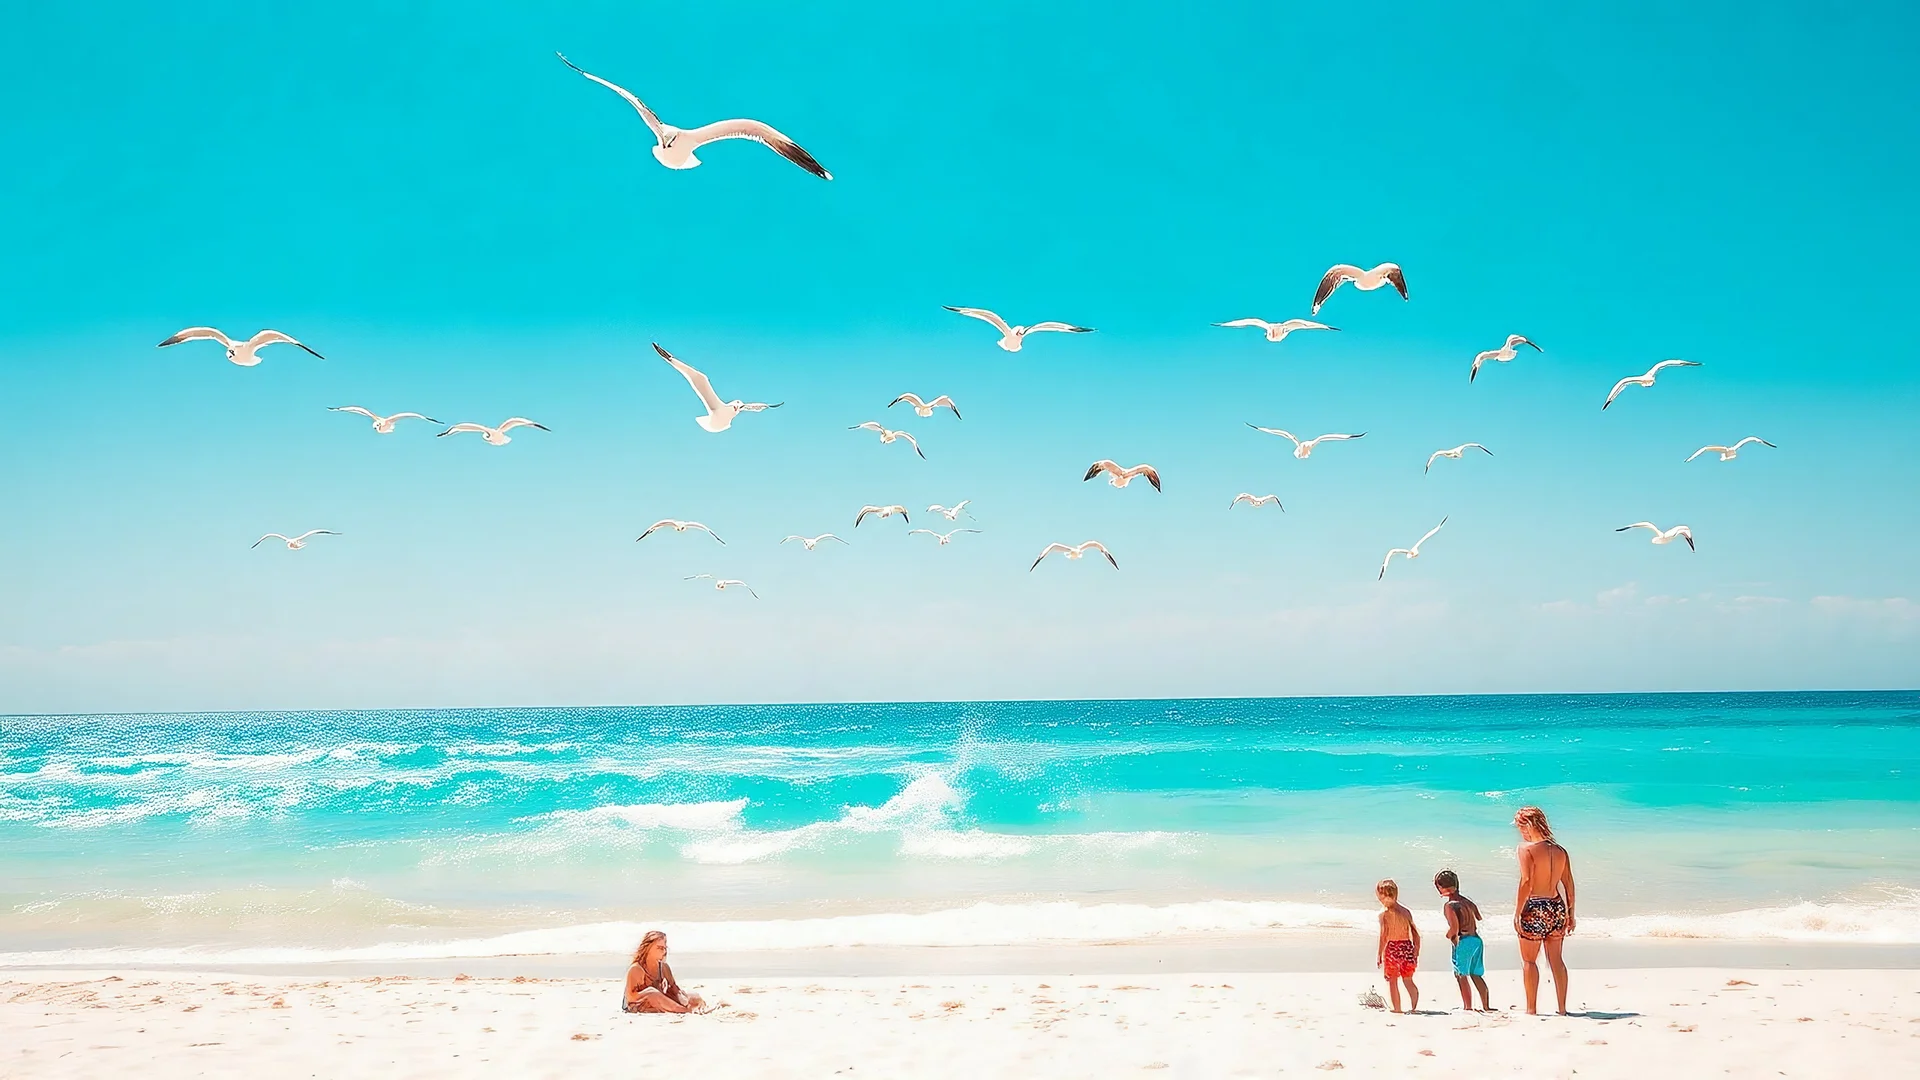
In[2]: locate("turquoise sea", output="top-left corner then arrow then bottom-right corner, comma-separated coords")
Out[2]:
2,692 -> 1916,965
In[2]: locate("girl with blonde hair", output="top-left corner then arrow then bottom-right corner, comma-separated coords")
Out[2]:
1512,806 -> 1576,1015
622,930 -> 707,1014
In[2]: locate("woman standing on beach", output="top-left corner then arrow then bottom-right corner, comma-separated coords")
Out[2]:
623,931 -> 706,1014
1513,806 -> 1575,1015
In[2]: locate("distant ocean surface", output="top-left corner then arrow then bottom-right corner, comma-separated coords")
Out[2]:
2,693 -> 1916,966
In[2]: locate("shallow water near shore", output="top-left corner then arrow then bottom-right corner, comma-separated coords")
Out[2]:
3,691 -> 1917,965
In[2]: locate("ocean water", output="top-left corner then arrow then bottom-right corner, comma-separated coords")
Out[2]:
2,692 -> 1916,965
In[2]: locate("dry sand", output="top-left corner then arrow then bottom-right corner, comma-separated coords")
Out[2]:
5,967 -> 1917,1077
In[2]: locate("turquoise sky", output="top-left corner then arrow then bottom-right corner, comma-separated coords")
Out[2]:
1,1 -> 1915,711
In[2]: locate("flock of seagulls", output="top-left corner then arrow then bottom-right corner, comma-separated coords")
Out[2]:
191,50 -> 1773,598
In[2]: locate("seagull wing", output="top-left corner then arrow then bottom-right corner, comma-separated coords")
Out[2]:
386,412 -> 440,424
1030,543 -> 1072,571
1230,494 -> 1252,508
899,431 -> 925,459
1466,443 -> 1492,456
1024,321 -> 1095,334
1246,424 -> 1300,446
330,406 -> 378,420
821,534 -> 849,545
1737,437 -> 1777,450
439,423 -> 492,437
1315,432 -> 1365,444
498,418 -> 550,432
158,326 -> 234,348
944,306 -> 1013,336
908,529 -> 935,538
637,520 -> 677,541
1602,377 -> 1635,409
1615,522 -> 1658,534
851,421 -> 885,432
1685,446 -> 1723,462
927,395 -> 961,418
1650,358 -> 1700,376
1414,516 -> 1449,550
1136,465 -> 1162,492
1080,541 -> 1119,569
290,529 -> 341,542
681,118 -> 832,180
1311,265 -> 1358,314
1283,319 -> 1338,332
250,330 -> 324,359
252,533 -> 291,548
1382,264 -> 1410,300
1084,460 -> 1119,482
1424,451 -> 1442,473
855,506 -> 879,526
1379,549 -> 1412,579
1214,318 -> 1271,330
888,393 -> 924,410
654,343 -> 725,413
556,53 -> 664,140
695,523 -> 726,545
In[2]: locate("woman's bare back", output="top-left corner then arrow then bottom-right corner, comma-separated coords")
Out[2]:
1518,839 -> 1568,898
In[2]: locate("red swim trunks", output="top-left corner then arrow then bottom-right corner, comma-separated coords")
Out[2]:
1381,939 -> 1418,978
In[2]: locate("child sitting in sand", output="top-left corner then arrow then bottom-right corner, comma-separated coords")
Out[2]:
1374,879 -> 1420,1013
1434,869 -> 1491,1011
623,930 -> 707,1014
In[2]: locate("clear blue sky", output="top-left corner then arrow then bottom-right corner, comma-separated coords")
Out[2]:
1,1 -> 1915,711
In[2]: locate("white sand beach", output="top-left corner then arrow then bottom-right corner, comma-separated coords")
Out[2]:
6,966 -> 1917,1078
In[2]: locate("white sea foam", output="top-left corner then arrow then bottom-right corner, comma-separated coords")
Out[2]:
7,894 -> 1918,967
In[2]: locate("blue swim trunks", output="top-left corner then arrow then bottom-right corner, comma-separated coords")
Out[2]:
1452,934 -> 1485,977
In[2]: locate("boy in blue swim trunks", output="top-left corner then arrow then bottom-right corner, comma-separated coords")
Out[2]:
1434,869 -> 1491,1011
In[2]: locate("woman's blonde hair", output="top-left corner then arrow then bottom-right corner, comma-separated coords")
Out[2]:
632,930 -> 667,967
1513,806 -> 1554,842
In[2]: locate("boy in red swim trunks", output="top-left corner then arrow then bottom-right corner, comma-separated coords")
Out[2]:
1374,879 -> 1421,1013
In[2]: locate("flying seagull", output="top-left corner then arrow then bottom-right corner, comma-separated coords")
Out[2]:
1310,263 -> 1408,316
438,418 -> 549,445
1425,443 -> 1493,474
1246,424 -> 1367,460
1030,540 -> 1118,572
685,574 -> 760,597
1603,359 -> 1700,410
1469,335 -> 1542,383
1084,460 -> 1162,491
1213,318 -> 1340,343
909,528 -> 982,546
1229,493 -> 1285,510
556,53 -> 831,180
637,519 -> 725,544
928,501 -> 974,521
1686,437 -> 1776,463
850,421 -> 925,459
1616,521 -> 1695,550
329,406 -> 440,433
1378,517 -> 1448,580
943,306 -> 1094,352
655,343 -> 782,432
855,504 -> 910,526
889,393 -> 962,419
781,534 -> 848,550
158,327 -> 323,366
253,529 -> 340,551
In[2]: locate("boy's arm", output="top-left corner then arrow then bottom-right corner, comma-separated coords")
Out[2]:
1377,910 -> 1387,967
1444,900 -> 1461,943
1409,910 -> 1420,950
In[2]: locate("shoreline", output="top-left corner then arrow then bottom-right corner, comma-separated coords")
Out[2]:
7,966 -> 1917,1077
9,938 -> 1920,980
